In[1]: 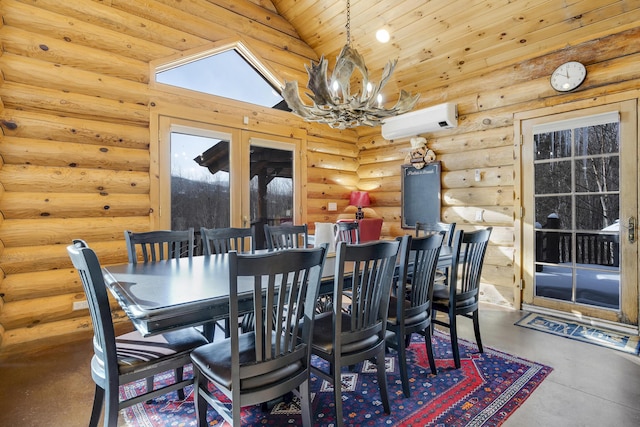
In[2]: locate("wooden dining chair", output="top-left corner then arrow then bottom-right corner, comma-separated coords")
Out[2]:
264,223 -> 308,249
200,226 -> 255,339
415,221 -> 456,245
386,233 -> 443,397
190,246 -> 327,427
310,238 -> 402,427
415,221 -> 456,286
67,240 -> 208,427
333,220 -> 361,313
124,228 -> 195,263
334,220 -> 360,244
432,227 -> 492,369
123,228 -> 201,391
200,226 -> 255,255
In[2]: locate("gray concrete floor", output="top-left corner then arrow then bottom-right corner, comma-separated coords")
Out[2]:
1,304 -> 639,426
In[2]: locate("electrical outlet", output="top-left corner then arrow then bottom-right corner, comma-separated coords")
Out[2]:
327,202 -> 337,211
474,169 -> 481,182
73,300 -> 89,311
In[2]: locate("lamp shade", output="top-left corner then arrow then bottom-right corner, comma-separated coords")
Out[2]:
349,191 -> 370,207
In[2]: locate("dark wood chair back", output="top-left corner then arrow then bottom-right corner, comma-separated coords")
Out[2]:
310,238 -> 402,426
68,240 -> 117,381
200,226 -> 256,339
415,221 -> 456,246
415,221 -> 456,286
123,229 -> 212,341
264,223 -> 308,249
334,220 -> 360,244
450,227 -> 492,307
67,240 -> 206,427
124,228 -> 194,263
200,226 -> 254,255
432,227 -> 492,369
190,246 -> 327,427
397,233 -> 443,319
388,233 -> 443,396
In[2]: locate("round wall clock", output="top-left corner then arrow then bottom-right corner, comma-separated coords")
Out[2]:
550,61 -> 587,92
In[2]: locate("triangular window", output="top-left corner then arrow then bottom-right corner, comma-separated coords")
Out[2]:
155,43 -> 288,110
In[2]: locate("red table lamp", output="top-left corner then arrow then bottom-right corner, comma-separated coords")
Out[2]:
349,191 -> 370,220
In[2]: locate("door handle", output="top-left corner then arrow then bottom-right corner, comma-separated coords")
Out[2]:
628,217 -> 636,243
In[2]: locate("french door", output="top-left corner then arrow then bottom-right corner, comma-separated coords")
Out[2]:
521,101 -> 638,327
156,116 -> 303,249
241,132 -> 302,249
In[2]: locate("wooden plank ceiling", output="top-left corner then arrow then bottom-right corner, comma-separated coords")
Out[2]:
270,0 -> 640,104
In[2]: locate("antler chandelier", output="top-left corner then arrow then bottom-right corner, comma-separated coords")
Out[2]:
281,0 -> 419,130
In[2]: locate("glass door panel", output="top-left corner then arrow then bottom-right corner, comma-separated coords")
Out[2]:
522,101 -> 638,326
158,119 -> 303,253
533,120 -> 621,310
245,136 -> 298,250
170,132 -> 231,230
158,118 -> 241,251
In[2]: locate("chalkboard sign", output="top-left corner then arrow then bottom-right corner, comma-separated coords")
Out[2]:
401,162 -> 441,228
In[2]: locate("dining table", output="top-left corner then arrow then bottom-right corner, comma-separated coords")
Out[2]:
102,246 -> 454,338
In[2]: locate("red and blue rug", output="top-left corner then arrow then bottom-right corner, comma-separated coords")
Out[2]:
121,330 -> 552,426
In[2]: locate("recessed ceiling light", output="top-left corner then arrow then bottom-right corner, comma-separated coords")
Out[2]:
376,28 -> 390,43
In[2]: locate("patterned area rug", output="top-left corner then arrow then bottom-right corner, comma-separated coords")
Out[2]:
121,330 -> 552,427
516,312 -> 640,355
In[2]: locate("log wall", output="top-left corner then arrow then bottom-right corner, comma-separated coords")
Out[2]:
358,26 -> 640,308
0,0 -> 357,358
0,0 -> 638,357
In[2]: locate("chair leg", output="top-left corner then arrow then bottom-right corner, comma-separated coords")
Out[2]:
232,396 -> 242,427
397,333 -> 410,398
430,308 -> 436,334
203,321 -> 216,342
89,384 -> 104,427
104,384 -> 120,427
449,312 -> 461,369
299,380 -> 312,427
376,349 -> 391,414
473,310 -> 483,353
176,366 -> 185,400
423,325 -> 437,376
333,364 -> 344,427
194,374 -> 208,427
224,317 -> 231,338
145,376 -> 154,403
404,331 -> 412,348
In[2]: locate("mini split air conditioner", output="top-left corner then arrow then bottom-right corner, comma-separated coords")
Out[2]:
381,102 -> 458,140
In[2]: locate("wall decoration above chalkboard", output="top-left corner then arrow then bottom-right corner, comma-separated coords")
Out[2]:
401,162 -> 441,228
404,137 -> 436,170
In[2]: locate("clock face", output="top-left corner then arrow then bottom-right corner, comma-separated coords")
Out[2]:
550,61 -> 587,92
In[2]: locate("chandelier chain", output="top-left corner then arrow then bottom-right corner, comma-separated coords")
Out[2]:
346,0 -> 351,46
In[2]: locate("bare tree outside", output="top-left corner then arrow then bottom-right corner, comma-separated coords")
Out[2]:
171,174 -> 230,230
170,133 -> 231,231
170,134 -> 294,251
534,123 -> 619,232
533,120 -> 620,309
